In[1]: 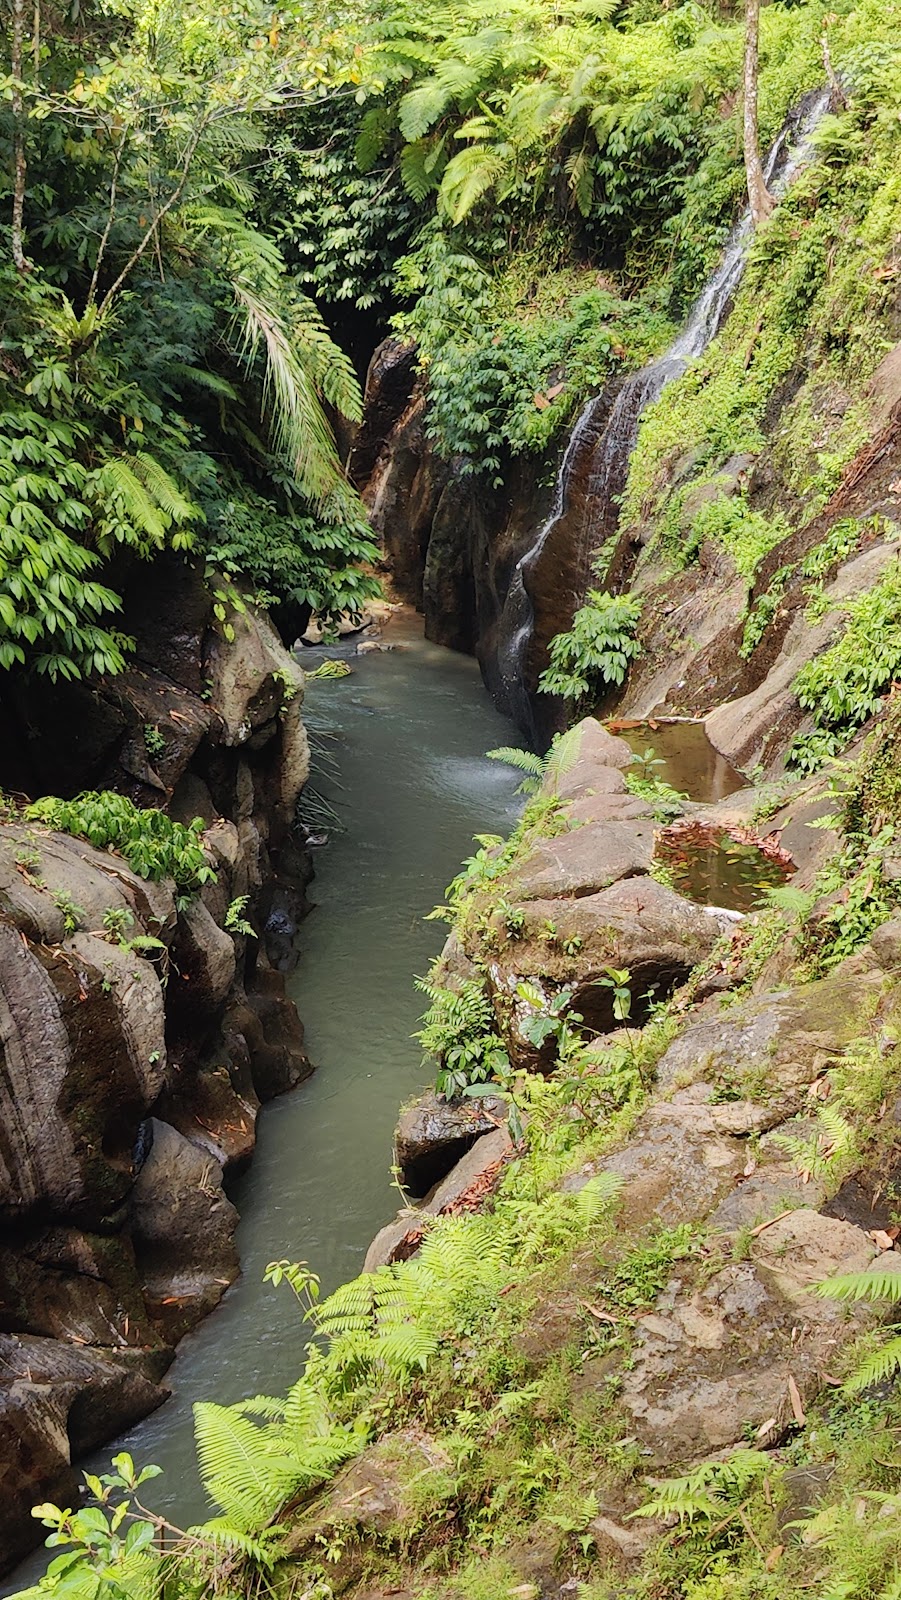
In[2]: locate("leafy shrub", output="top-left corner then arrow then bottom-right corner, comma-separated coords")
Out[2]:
202,489 -> 380,625
789,560 -> 901,768
25,792 -> 215,897
415,975 -> 510,1096
539,591 -> 642,706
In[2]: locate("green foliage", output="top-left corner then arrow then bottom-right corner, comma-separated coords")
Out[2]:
539,590 -> 642,706
224,895 -> 256,938
26,792 -> 215,897
818,1267 -> 901,1396
203,489 -> 381,626
689,496 -> 791,584
395,233 -> 671,476
415,974 -> 510,1096
790,560 -> 901,770
634,1450 -> 771,1526
29,1453 -> 162,1600
486,745 -> 547,795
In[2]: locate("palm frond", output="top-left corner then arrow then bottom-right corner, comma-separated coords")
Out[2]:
233,279 -> 343,507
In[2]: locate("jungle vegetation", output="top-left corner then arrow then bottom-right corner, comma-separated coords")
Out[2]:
7,0 -> 901,1598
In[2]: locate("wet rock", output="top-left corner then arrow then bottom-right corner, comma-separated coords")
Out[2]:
394,1090 -> 506,1195
0,1226 -> 160,1353
130,1119 -> 240,1344
0,1333 -> 168,1569
511,819 -> 656,901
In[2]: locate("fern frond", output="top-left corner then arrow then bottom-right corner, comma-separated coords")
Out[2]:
193,1402 -> 300,1530
486,746 -> 546,777
817,1269 -> 901,1304
571,1171 -> 623,1224
842,1334 -> 901,1395
439,143 -> 507,223
184,1518 -> 280,1565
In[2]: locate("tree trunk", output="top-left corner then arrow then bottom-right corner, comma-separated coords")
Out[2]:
10,0 -> 30,271
743,0 -> 774,228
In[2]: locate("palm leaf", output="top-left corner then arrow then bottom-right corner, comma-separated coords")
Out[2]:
232,280 -> 344,507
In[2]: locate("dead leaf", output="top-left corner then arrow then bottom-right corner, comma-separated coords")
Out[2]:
533,392 -> 550,410
545,382 -> 565,400
869,1229 -> 897,1251
756,1416 -> 777,1439
580,1300 -> 618,1325
750,1209 -> 797,1238
743,1156 -> 757,1177
788,1374 -> 806,1426
765,1545 -> 785,1571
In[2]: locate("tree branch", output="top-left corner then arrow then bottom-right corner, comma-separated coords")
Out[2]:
743,0 -> 774,228
95,108 -> 213,320
10,0 -> 30,272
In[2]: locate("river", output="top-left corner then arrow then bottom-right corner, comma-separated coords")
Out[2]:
6,609 -> 520,1584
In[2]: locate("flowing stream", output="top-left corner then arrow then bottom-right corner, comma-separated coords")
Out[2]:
6,611 -> 520,1586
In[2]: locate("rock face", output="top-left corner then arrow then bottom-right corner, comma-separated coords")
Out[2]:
394,1090 -> 507,1196
0,564 -> 314,1570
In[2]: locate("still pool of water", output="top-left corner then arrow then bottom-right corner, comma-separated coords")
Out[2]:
615,718 -> 746,804
5,611 -> 520,1586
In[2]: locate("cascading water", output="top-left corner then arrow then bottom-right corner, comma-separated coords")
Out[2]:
496,87 -> 831,742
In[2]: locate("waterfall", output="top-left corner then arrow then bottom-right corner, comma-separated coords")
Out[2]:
495,87 -> 831,741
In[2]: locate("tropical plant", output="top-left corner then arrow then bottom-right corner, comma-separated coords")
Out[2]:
817,1267 -> 901,1395
486,745 -> 547,795
25,792 -> 215,898
539,591 -> 643,706
415,974 -> 511,1095
633,1449 -> 771,1527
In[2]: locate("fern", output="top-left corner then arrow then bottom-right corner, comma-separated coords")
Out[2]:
772,1105 -> 857,1183
817,1266 -> 901,1395
633,1450 -> 771,1525
486,745 -> 547,794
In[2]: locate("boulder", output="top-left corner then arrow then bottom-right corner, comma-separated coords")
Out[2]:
0,1333 -> 168,1570
655,974 -> 882,1117
130,1120 -> 239,1344
486,877 -> 735,1047
394,1090 -> 506,1195
511,819 -> 656,901
0,920 -> 167,1225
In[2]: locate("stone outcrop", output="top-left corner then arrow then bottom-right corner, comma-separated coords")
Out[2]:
0,563 -> 314,1569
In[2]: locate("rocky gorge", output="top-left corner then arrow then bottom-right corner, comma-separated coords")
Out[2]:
0,565 -> 314,1567
5,0 -> 901,1590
